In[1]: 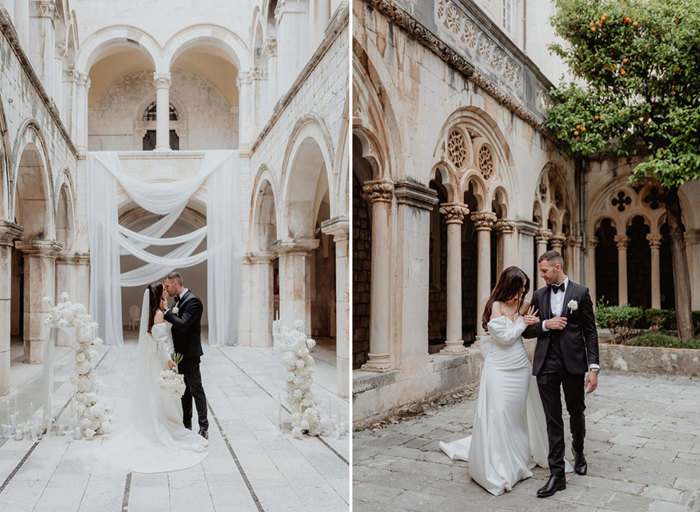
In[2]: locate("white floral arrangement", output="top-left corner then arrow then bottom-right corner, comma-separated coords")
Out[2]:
159,353 -> 186,397
43,293 -> 112,439
279,320 -> 346,439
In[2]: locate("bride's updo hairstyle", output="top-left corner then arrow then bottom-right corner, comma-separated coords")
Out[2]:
482,266 -> 530,331
147,282 -> 164,334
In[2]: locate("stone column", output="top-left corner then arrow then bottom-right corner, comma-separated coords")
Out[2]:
275,238 -> 319,335
646,234 -> 662,309
248,252 -> 276,347
439,203 -> 469,355
550,233 -> 567,255
236,71 -> 253,156
55,252 -> 90,345
564,236 -> 576,278
535,229 -> 552,288
361,180 -> 394,372
495,219 -> 516,274
472,212 -> 497,337
585,236 -> 598,305
29,1 -> 56,95
75,72 -> 90,153
54,42 -> 66,115
153,72 -> 172,151
686,230 -> 700,310
614,234 -> 629,306
263,38 -> 278,117
15,241 -> 61,364
0,222 -> 23,396
276,0 -> 309,96
572,236 -> 583,284
321,216 -> 349,398
63,69 -> 76,137
394,181 -> 438,368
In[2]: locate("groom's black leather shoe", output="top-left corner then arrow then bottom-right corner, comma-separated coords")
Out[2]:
537,475 -> 566,498
573,450 -> 588,475
198,429 -> 208,440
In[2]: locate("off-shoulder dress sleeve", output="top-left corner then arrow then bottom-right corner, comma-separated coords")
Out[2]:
486,316 -> 526,346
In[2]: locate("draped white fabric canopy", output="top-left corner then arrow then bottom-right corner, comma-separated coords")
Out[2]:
87,151 -> 243,347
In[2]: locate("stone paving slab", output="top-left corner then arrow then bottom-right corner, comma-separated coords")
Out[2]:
353,372 -> 700,512
0,342 -> 349,512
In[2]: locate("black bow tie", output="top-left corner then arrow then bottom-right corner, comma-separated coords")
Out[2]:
173,296 -> 180,303
550,283 -> 565,294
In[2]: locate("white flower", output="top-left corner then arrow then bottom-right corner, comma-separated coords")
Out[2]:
60,292 -> 70,302
172,306 -> 179,315
93,337 -> 104,346
294,319 -> 304,331
41,296 -> 53,307
567,300 -> 579,312
306,338 -> 316,350
76,353 -> 86,363
84,428 -> 96,440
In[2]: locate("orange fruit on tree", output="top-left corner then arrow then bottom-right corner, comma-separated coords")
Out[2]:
622,58 -> 628,63
582,127 -> 586,132
620,69 -> 626,75
633,21 -> 638,27
595,115 -> 600,120
591,27 -> 596,32
596,21 -> 602,27
676,67 -> 681,72
574,131 -> 579,136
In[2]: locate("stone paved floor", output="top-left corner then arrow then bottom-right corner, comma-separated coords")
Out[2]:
353,372 -> 700,512
0,340 -> 349,512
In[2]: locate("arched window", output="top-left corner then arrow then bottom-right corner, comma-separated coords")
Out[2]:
143,102 -> 179,121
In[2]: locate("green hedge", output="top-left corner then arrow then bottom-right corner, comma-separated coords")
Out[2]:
595,304 -> 700,342
624,331 -> 700,350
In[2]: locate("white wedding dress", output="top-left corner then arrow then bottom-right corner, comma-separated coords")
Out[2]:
95,290 -> 208,473
440,316 -> 569,495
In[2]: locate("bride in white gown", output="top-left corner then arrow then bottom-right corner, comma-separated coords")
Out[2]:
95,283 -> 208,473
440,266 -> 570,495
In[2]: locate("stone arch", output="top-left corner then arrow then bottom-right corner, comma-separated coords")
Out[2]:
281,115 -> 334,238
77,25 -> 161,74
430,162 -> 459,203
463,172 -> 487,211
490,185 -> 509,219
535,162 -> 577,235
164,25 -> 249,72
249,165 -> 280,252
11,121 -> 55,239
54,170 -> 76,250
0,95 -> 10,219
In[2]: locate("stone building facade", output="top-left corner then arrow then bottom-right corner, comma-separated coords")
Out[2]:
352,0 -> 700,425
1,0 -> 349,398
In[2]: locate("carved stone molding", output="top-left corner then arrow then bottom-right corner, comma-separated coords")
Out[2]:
439,203 -> 469,224
587,236 -> 599,249
394,180 -> 438,211
272,238 -> 320,254
249,67 -> 267,81
15,240 -> 62,257
56,252 -> 90,264
236,71 -> 252,87
30,1 -> 56,19
646,233 -> 662,249
153,72 -> 172,89
263,37 -> 278,58
471,211 -> 497,231
55,41 -> 66,59
321,216 -> 350,240
550,233 -> 567,248
614,235 -> 630,249
363,0 -> 549,137
75,72 -> 90,88
245,251 -> 277,263
0,221 -> 23,246
362,180 -> 394,204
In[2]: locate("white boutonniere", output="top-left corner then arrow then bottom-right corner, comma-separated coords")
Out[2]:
172,306 -> 179,315
567,300 -> 578,312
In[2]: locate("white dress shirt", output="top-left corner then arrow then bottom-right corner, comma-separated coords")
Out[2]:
541,276 -> 599,371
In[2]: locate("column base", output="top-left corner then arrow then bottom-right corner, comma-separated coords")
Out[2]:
23,339 -> 43,364
154,146 -> 171,152
361,353 -> 392,372
440,340 -> 467,355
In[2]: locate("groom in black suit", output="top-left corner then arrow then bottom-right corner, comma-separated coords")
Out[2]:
523,250 -> 599,497
164,271 -> 209,439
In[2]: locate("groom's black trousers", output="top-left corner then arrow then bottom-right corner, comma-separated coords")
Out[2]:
178,357 -> 209,431
537,365 -> 586,478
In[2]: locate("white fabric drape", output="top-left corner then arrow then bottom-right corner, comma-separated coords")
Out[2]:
87,151 -> 242,347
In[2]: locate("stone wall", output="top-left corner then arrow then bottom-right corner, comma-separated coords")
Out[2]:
88,70 -> 238,151
353,176 -> 371,368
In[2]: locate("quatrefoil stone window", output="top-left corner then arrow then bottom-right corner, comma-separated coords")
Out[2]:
447,130 -> 468,168
478,145 -> 494,179
611,191 -> 632,212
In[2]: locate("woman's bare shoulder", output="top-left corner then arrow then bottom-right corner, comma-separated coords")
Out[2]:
154,309 -> 165,324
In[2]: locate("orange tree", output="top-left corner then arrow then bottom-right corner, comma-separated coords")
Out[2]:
546,0 -> 699,339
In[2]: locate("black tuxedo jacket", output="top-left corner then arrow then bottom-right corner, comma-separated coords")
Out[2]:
522,280 -> 599,376
164,291 -> 204,360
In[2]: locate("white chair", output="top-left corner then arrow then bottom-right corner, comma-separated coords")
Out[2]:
128,304 -> 141,331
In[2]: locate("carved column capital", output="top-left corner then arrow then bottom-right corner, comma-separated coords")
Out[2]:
263,37 -> 278,57
55,41 -> 67,59
0,221 -> 23,246
494,219 -> 516,234
236,71 -> 252,87
587,236 -> 599,249
14,240 -> 62,258
153,72 -> 172,89
471,211 -> 497,231
272,238 -> 320,254
321,216 -> 349,241
535,229 -> 552,243
30,1 -> 56,19
56,251 -> 90,264
614,234 -> 630,249
439,203 -> 469,224
550,233 -> 567,248
75,72 -> 91,88
245,251 -> 277,264
362,180 -> 394,204
646,233 -> 662,249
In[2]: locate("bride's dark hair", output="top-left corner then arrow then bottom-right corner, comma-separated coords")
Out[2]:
147,282 -> 164,334
482,266 -> 530,331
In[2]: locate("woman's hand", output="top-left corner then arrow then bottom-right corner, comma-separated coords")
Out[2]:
154,309 -> 165,325
523,305 -> 539,325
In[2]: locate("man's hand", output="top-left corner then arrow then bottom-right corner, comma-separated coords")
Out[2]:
168,360 -> 176,370
585,371 -> 598,394
545,317 -> 568,330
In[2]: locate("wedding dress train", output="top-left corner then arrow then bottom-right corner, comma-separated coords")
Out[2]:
440,316 -> 569,495
95,290 -> 208,473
